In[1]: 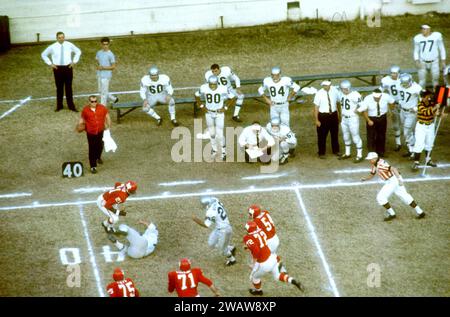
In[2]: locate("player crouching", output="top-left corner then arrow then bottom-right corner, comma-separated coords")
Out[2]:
266,117 -> 297,165
97,181 -> 137,233
243,221 -> 305,295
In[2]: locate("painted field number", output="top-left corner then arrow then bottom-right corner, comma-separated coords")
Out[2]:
62,162 -> 84,178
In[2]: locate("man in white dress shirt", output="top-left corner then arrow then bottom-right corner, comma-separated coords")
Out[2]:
238,121 -> 275,163
413,25 -> 446,88
313,80 -> 341,159
41,31 -> 81,112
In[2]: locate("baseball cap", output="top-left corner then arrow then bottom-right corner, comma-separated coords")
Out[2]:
365,152 -> 379,160
421,25 -> 431,29
321,80 -> 331,86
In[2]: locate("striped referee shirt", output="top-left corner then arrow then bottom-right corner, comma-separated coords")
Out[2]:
370,158 -> 393,181
417,101 -> 435,124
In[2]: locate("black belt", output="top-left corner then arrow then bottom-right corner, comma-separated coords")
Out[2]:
369,113 -> 386,118
423,60 -> 435,63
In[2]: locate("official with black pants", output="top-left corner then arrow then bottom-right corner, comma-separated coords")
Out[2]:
313,80 -> 341,159
361,89 -> 395,157
41,31 -> 81,112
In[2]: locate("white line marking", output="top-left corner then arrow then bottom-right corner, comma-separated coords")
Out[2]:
333,168 -> 370,174
158,180 -> 206,187
78,204 -> 105,297
1,175 -> 449,211
0,87 -> 199,104
294,188 -> 340,297
73,187 -> 112,194
0,96 -> 31,119
241,172 -> 289,180
418,163 -> 450,169
0,192 -> 32,199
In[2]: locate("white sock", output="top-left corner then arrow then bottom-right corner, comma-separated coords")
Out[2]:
233,106 -> 241,117
345,145 -> 351,156
357,148 -> 363,158
395,136 -> 401,145
415,206 -> 424,214
210,138 -> 217,152
147,108 -> 161,120
387,208 -> 395,216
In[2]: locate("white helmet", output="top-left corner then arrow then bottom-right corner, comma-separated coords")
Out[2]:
340,80 -> 351,90
390,65 -> 400,74
200,196 -> 218,207
400,73 -> 412,87
270,117 -> 281,126
271,66 -> 281,75
208,75 -> 219,85
149,66 -> 159,76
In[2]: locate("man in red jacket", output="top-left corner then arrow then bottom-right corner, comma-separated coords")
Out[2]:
168,258 -> 220,297
106,267 -> 140,297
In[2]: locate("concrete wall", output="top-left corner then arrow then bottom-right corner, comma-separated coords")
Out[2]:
1,0 -> 449,44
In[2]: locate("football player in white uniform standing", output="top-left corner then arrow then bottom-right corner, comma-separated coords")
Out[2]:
338,80 -> 364,163
398,73 -> 423,158
205,64 -> 244,122
140,66 -> 179,126
258,67 -> 300,127
192,197 -> 237,266
195,75 -> 236,160
380,65 -> 402,151
413,25 -> 446,88
265,117 -> 297,165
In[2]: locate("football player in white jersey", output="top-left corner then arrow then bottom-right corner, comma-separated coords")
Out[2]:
192,197 -> 236,266
205,64 -> 244,122
140,66 -> 179,126
258,67 -> 300,127
195,75 -> 236,160
337,80 -> 364,163
398,73 -> 423,158
413,25 -> 446,88
265,117 -> 297,165
380,65 -> 402,151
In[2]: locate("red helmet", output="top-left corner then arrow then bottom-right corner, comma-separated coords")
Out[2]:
248,205 -> 261,218
245,221 -> 258,233
113,267 -> 124,281
125,181 -> 137,194
179,258 -> 191,272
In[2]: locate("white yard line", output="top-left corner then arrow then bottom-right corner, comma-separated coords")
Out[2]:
158,180 -> 206,187
334,163 -> 450,174
241,172 -> 289,180
0,192 -> 32,199
294,188 -> 340,297
73,187 -> 113,194
0,87 -> 199,104
1,175 -> 449,211
0,96 -> 31,119
78,204 -> 105,297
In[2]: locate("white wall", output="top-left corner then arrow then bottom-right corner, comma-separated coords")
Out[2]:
0,0 -> 449,44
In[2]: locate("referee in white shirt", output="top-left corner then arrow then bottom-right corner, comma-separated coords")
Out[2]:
41,31 -> 81,112
313,80 -> 341,159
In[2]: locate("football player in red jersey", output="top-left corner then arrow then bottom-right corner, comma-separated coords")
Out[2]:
243,221 -> 305,295
106,267 -> 140,297
96,181 -> 137,233
248,205 -> 286,272
168,258 -> 220,297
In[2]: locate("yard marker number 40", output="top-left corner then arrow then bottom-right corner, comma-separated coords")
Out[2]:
62,162 -> 84,178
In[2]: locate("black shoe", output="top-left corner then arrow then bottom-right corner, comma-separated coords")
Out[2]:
157,118 -> 162,126
402,151 -> 412,158
69,107 -> 79,112
225,259 -> 236,266
232,115 -> 242,122
171,119 -> 179,127
114,97 -> 119,104
249,288 -> 263,296
338,154 -> 351,160
426,160 -> 437,167
394,144 -> 401,152
230,246 -> 236,256
319,155 -> 326,160
411,162 -> 419,171
353,157 -> 363,163
97,158 -> 103,165
292,279 -> 305,292
90,167 -> 97,174
54,108 -> 62,112
416,212 -> 426,219
108,234 -> 117,243
383,214 -> 396,222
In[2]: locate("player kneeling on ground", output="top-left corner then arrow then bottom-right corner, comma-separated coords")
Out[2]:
243,221 -> 304,295
266,117 -> 297,165
106,268 -> 140,297
361,152 -> 426,221
108,219 -> 158,259
97,181 -> 137,233
168,258 -> 220,297
192,197 -> 236,266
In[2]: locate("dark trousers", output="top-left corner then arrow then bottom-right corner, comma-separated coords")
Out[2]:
317,112 -> 340,155
87,132 -> 104,168
367,115 -> 387,156
53,66 -> 75,110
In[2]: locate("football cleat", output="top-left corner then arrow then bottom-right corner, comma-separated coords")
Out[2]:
292,279 -> 305,292
353,157 -> 363,163
157,118 -> 162,126
90,167 -> 97,174
383,214 -> 396,222
411,162 -> 419,171
232,115 -> 242,122
416,212 -> 426,219
225,259 -> 236,266
249,288 -> 264,296
338,154 -> 351,160
426,160 -> 437,167
394,144 -> 401,152
171,119 -> 179,127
